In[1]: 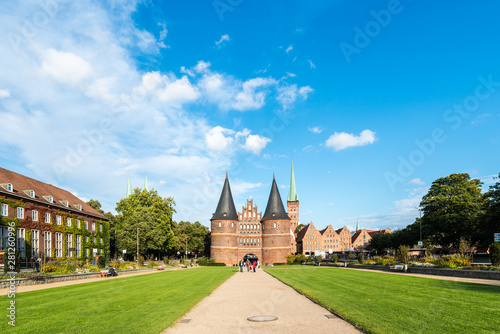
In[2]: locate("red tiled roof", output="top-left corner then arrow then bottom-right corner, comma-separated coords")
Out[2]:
295,224 -> 310,241
0,167 -> 107,220
351,230 -> 362,243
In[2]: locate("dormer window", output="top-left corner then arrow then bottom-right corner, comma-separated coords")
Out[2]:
1,183 -> 13,192
73,204 -> 82,211
60,200 -> 68,207
43,195 -> 53,203
23,190 -> 35,198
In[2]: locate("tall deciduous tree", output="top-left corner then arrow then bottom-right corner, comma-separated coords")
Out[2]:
172,221 -> 209,257
420,173 -> 487,249
115,188 -> 176,258
480,173 -> 500,247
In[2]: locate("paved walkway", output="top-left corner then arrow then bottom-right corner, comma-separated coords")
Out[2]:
163,268 -> 361,334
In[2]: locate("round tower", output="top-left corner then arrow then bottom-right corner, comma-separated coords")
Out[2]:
210,173 -> 239,265
261,174 -> 292,265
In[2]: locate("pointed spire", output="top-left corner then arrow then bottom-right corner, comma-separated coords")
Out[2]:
287,162 -> 298,202
262,175 -> 290,221
144,173 -> 149,191
356,220 -> 360,231
211,173 -> 238,221
126,176 -> 132,197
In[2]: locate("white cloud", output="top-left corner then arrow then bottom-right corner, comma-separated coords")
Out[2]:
277,84 -> 313,110
233,77 -> 276,111
157,22 -> 169,49
0,89 -> 10,98
215,34 -> 230,48
231,181 -> 263,195
308,126 -> 322,134
42,49 -> 93,86
299,86 -> 313,99
243,134 -> 271,155
408,178 -> 425,186
307,59 -> 316,69
158,76 -> 200,103
205,126 -> 235,151
325,129 -> 377,151
194,60 -> 211,73
285,44 -> 293,53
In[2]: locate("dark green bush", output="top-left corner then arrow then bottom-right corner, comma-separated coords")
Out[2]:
333,254 -> 339,264
358,253 -> 364,264
490,243 -> 500,266
397,245 -> 409,264
97,255 -> 106,268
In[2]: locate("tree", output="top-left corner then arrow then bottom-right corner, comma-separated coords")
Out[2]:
369,233 -> 393,254
294,223 -> 305,233
115,188 -> 176,258
479,173 -> 500,247
420,173 -> 488,250
117,208 -> 157,259
87,199 -> 105,214
172,221 -> 210,258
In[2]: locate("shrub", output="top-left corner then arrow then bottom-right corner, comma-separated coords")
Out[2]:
294,254 -> 306,264
42,265 -> 58,272
138,256 -> 145,267
286,254 -> 295,265
97,256 -> 106,268
333,254 -> 339,264
382,257 -> 395,266
490,243 -> 500,266
358,253 -> 364,264
397,246 -> 409,264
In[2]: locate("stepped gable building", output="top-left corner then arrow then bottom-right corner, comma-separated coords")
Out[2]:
210,172 -> 293,266
0,167 -> 109,266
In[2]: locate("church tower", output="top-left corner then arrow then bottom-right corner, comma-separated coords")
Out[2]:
287,162 -> 299,232
261,174 -> 292,265
210,173 -> 239,265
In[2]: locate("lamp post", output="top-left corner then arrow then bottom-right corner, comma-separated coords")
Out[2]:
137,228 -> 140,263
416,207 -> 422,242
185,236 -> 189,260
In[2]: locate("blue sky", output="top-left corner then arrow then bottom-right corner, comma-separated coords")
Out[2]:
1,0 -> 499,232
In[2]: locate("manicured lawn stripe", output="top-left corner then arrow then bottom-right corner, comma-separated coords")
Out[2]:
1,268 -> 236,334
265,267 -> 500,334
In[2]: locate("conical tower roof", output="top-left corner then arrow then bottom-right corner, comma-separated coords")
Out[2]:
287,162 -> 298,202
126,176 -> 132,197
211,173 -> 238,221
262,175 -> 290,221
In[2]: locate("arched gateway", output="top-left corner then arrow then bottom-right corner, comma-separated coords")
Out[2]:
243,254 -> 258,264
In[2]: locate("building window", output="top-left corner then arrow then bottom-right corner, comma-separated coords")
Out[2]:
56,215 -> 62,225
55,233 -> 63,258
93,236 -> 96,244
85,248 -> 89,257
85,236 -> 88,243
231,222 -> 234,228
16,228 -> 26,258
32,210 -> 39,222
45,213 -> 51,224
99,224 -> 102,232
67,234 -> 73,258
16,207 -> 24,219
0,226 -> 8,250
85,221 -> 88,230
0,203 -> 8,217
67,217 -> 72,227
274,222 -> 277,228
76,219 -> 81,228
100,238 -> 103,245
31,230 -> 40,257
218,222 -> 221,228
44,231 -> 52,258
92,222 -> 95,231
76,235 -> 81,257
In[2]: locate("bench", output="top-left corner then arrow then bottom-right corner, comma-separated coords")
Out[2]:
390,264 -> 408,272
100,270 -> 111,277
157,265 -> 166,270
335,262 -> 347,267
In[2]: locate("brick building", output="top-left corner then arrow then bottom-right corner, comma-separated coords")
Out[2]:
0,167 -> 109,267
210,171 -> 293,266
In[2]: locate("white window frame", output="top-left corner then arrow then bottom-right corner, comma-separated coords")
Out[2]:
85,221 -> 88,230
55,233 -> 63,258
66,233 -> 73,258
76,235 -> 81,257
0,203 -> 8,217
85,248 -> 89,257
44,231 -> 52,258
99,224 -> 102,232
45,212 -> 51,224
32,210 -> 39,222
56,215 -> 62,225
67,217 -> 72,227
31,230 -> 40,257
17,207 -> 24,219
92,222 -> 95,231
76,219 -> 81,228
0,226 -> 8,250
16,228 -> 26,258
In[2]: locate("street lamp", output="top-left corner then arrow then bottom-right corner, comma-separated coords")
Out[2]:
185,236 -> 189,260
137,228 -> 140,262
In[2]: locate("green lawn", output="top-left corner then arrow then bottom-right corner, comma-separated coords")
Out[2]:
265,266 -> 500,334
1,267 -> 235,334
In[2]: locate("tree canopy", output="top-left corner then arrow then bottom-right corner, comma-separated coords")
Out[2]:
171,221 -> 210,257
115,188 -> 176,259
420,173 -> 487,249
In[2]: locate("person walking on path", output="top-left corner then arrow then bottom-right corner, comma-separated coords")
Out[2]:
252,261 -> 256,272
239,260 -> 243,272
246,260 -> 250,272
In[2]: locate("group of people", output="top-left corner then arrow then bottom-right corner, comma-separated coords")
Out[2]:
239,259 -> 259,272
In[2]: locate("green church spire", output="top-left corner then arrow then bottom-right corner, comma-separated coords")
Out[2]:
144,173 -> 149,191
126,176 -> 132,197
356,220 -> 360,231
287,162 -> 298,202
